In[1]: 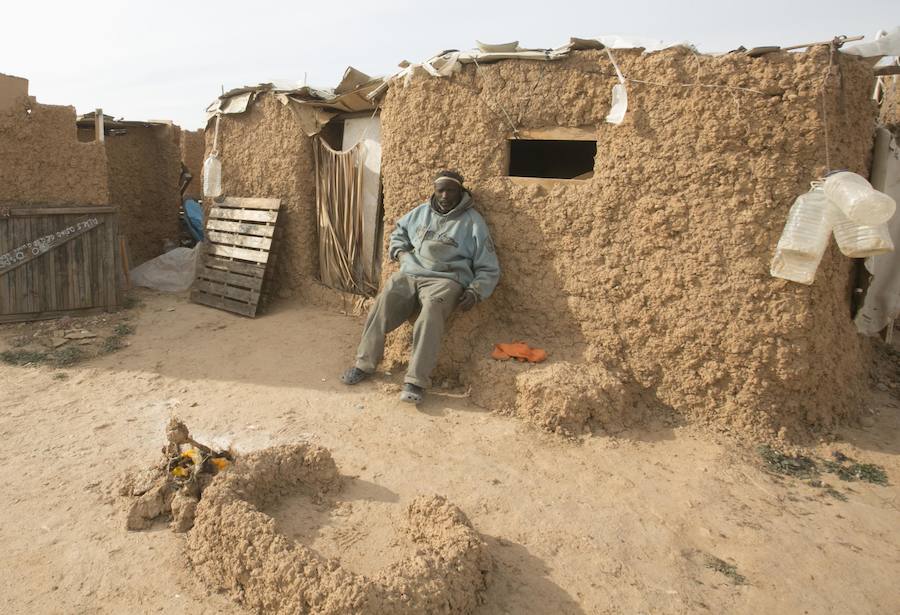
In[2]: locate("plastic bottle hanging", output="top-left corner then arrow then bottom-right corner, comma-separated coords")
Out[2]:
770,182 -> 832,285
823,171 -> 896,226
202,114 -> 223,198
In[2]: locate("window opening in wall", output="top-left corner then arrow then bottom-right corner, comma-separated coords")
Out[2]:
507,139 -> 596,180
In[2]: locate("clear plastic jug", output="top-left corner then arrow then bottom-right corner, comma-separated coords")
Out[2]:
775,185 -> 832,256
202,153 -> 222,198
771,185 -> 832,285
770,251 -> 822,285
823,171 -> 896,226
828,203 -> 894,257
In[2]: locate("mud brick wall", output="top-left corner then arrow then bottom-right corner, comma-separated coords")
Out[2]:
180,128 -> 205,201
0,74 -> 108,207
206,94 -> 318,295
106,124 -> 182,266
378,47 -> 878,439
880,75 -> 899,130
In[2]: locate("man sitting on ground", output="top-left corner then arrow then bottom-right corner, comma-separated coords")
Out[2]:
340,170 -> 501,404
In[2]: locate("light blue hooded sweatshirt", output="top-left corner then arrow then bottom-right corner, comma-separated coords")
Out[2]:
388,191 -> 500,301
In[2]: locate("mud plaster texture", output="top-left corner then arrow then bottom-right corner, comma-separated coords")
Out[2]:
180,129 -> 205,201
104,125 -> 182,266
880,76 -> 900,130
207,94 -> 320,298
0,78 -> 108,207
186,443 -> 491,615
378,47 -> 878,440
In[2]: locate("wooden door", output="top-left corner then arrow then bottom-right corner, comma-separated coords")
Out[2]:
0,206 -> 120,322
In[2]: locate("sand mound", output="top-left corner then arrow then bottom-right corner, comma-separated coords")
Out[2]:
186,443 -> 492,615
514,362 -> 643,435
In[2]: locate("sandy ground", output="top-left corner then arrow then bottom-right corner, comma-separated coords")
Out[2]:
1,289 -> 899,615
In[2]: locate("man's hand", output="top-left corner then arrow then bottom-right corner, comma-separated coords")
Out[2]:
458,289 -> 478,311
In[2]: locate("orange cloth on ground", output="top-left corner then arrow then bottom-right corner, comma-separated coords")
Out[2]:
491,342 -> 547,363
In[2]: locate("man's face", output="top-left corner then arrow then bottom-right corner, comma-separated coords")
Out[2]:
434,180 -> 462,210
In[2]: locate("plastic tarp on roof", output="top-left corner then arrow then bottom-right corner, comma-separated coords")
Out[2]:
205,67 -> 383,136
204,29 -> 900,135
843,27 -> 900,57
369,36 -> 692,98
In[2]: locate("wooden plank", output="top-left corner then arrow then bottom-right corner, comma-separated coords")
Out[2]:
206,219 -> 275,237
119,234 -> 131,288
875,65 -> 900,77
23,217 -> 35,313
41,215 -> 56,312
66,224 -> 78,309
55,223 -> 68,312
0,220 -> 9,314
105,215 -> 121,310
190,290 -> 257,317
220,197 -> 281,211
14,217 -> 26,313
111,214 -> 124,310
7,206 -> 117,216
203,255 -> 266,278
207,243 -> 270,264
193,279 -> 258,303
209,207 -> 278,223
0,216 -> 105,277
207,231 -> 272,250
517,126 -> 597,141
195,266 -> 263,290
81,223 -> 93,307
0,306 -> 108,324
95,108 -> 105,143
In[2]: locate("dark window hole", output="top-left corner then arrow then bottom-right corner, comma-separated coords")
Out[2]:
507,139 -> 596,179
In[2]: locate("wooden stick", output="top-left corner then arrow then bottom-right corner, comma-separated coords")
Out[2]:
119,234 -> 131,288
780,34 -> 864,52
747,35 -> 864,58
95,108 -> 104,143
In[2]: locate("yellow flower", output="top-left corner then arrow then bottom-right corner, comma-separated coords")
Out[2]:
181,448 -> 202,464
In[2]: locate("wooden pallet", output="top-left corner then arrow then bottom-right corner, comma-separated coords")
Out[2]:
190,197 -> 281,317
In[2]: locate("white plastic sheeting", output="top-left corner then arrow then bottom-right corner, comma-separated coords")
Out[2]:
131,244 -> 202,293
603,47 -> 628,125
843,27 -> 900,57
855,129 -> 900,335
205,66 -> 384,135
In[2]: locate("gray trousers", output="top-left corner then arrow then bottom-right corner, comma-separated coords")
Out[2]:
355,272 -> 463,388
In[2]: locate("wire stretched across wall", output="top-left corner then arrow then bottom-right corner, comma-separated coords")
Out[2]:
313,137 -> 377,296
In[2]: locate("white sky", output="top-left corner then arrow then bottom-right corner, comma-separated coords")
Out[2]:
1,0 -> 897,129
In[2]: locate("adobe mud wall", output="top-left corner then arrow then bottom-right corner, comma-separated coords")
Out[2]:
881,76 -> 900,129
0,74 -> 108,207
206,94 -> 318,297
379,47 -> 878,439
180,129 -> 205,201
106,124 -> 182,266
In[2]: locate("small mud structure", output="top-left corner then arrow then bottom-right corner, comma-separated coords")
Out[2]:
120,418 -> 233,532
188,443 -> 492,614
123,421 -> 492,614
